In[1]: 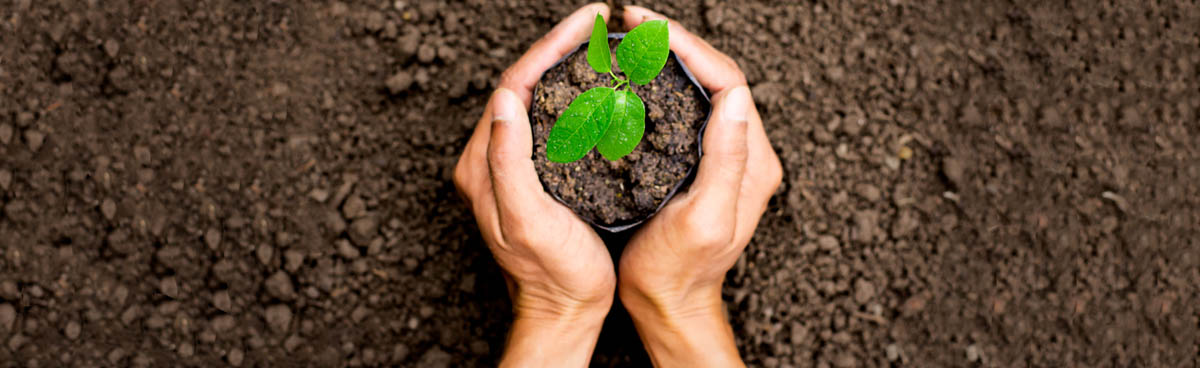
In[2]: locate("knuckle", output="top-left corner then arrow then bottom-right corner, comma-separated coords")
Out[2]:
500,221 -> 537,248
486,147 -> 511,172
498,69 -> 519,90
765,157 -> 784,189
452,159 -> 468,187
452,160 -> 475,197
677,205 -> 734,248
722,57 -> 747,84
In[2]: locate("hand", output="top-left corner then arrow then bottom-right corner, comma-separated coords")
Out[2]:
452,4 -> 615,367
616,6 -> 783,368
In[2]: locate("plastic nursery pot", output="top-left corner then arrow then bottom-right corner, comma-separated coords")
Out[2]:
530,33 -> 712,233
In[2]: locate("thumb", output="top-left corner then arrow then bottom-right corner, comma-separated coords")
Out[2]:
691,86 -> 751,215
487,88 -> 548,222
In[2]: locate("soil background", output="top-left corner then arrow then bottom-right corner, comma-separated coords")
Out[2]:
1,1 -> 1198,367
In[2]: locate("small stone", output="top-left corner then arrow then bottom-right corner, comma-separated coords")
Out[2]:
325,210 -> 347,234
247,335 -> 265,349
855,183 -> 881,202
309,188 -> 330,203
349,216 -> 379,246
120,306 -> 140,325
104,39 -> 120,58
901,294 -> 927,316
342,196 -> 366,219
178,342 -> 194,357
284,335 -> 305,352
26,284 -> 44,298
966,344 -> 980,362
7,334 -> 27,351
399,33 -> 420,59
351,305 -> 371,323
854,279 -> 875,304
337,239 -> 360,259
284,250 -> 305,272
265,304 -> 292,333
108,348 -> 127,364
199,330 -> 217,344
885,344 -> 900,361
854,210 -> 879,243
419,305 -> 435,318
211,315 -> 236,333
942,157 -> 965,187
364,11 -> 385,32
16,112 -> 33,126
265,271 -> 295,300
100,199 -> 117,220
256,244 -> 274,265
212,290 -> 233,312
160,277 -> 179,298
0,169 -> 10,190
832,353 -> 857,368
436,45 -> 456,62
25,129 -> 45,151
108,283 -> 128,306
386,71 -> 413,94
417,44 -> 436,63
227,347 -> 244,367
0,303 -> 15,331
392,344 -> 411,362
817,235 -> 839,251
0,281 -> 17,299
790,323 -> 808,344
204,228 -> 221,249
417,347 -> 452,368
0,123 -> 12,144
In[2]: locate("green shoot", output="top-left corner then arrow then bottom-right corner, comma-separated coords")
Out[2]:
546,14 -> 669,163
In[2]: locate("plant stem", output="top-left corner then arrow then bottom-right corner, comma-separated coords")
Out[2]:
608,71 -> 629,90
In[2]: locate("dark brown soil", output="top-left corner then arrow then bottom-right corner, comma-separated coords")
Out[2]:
1,1 -> 1198,367
532,38 -> 707,228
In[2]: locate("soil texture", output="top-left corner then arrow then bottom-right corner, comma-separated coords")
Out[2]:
1,1 -> 1198,367
532,38 -> 707,228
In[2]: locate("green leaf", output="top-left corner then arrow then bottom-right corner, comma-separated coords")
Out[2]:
587,14 -> 611,74
546,87 -> 617,163
616,20 -> 669,85
596,90 -> 645,161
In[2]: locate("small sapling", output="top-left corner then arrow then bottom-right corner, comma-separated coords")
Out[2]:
546,14 -> 669,163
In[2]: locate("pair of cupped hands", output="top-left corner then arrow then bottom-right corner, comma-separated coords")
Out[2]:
453,4 -> 782,367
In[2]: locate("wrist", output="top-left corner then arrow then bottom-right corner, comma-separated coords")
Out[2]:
619,284 -> 744,368
510,278 -> 614,322
501,298 -> 610,368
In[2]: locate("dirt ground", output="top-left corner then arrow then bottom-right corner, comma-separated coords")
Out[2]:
1,0 -> 1198,367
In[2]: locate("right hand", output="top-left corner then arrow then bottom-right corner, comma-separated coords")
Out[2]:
616,6 -> 783,368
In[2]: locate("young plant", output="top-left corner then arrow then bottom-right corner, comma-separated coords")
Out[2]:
546,14 -> 669,163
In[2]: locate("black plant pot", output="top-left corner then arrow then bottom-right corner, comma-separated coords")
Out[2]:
530,33 -> 712,233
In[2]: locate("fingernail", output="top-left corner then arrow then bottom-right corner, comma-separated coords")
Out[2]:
492,88 -> 521,125
721,86 -> 750,123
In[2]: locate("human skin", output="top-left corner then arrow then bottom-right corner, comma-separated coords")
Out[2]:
453,3 -> 782,367
453,4 -> 615,367
615,6 -> 783,368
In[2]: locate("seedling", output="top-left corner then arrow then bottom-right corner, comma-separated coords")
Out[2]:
546,14 -> 669,163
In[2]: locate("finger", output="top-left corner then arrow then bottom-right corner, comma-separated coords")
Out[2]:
726,104 -> 782,248
621,5 -> 746,93
456,97 -> 501,200
691,86 -> 751,216
499,3 -> 611,105
487,88 -> 550,223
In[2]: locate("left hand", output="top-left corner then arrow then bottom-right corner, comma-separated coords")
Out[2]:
452,3 -> 615,367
